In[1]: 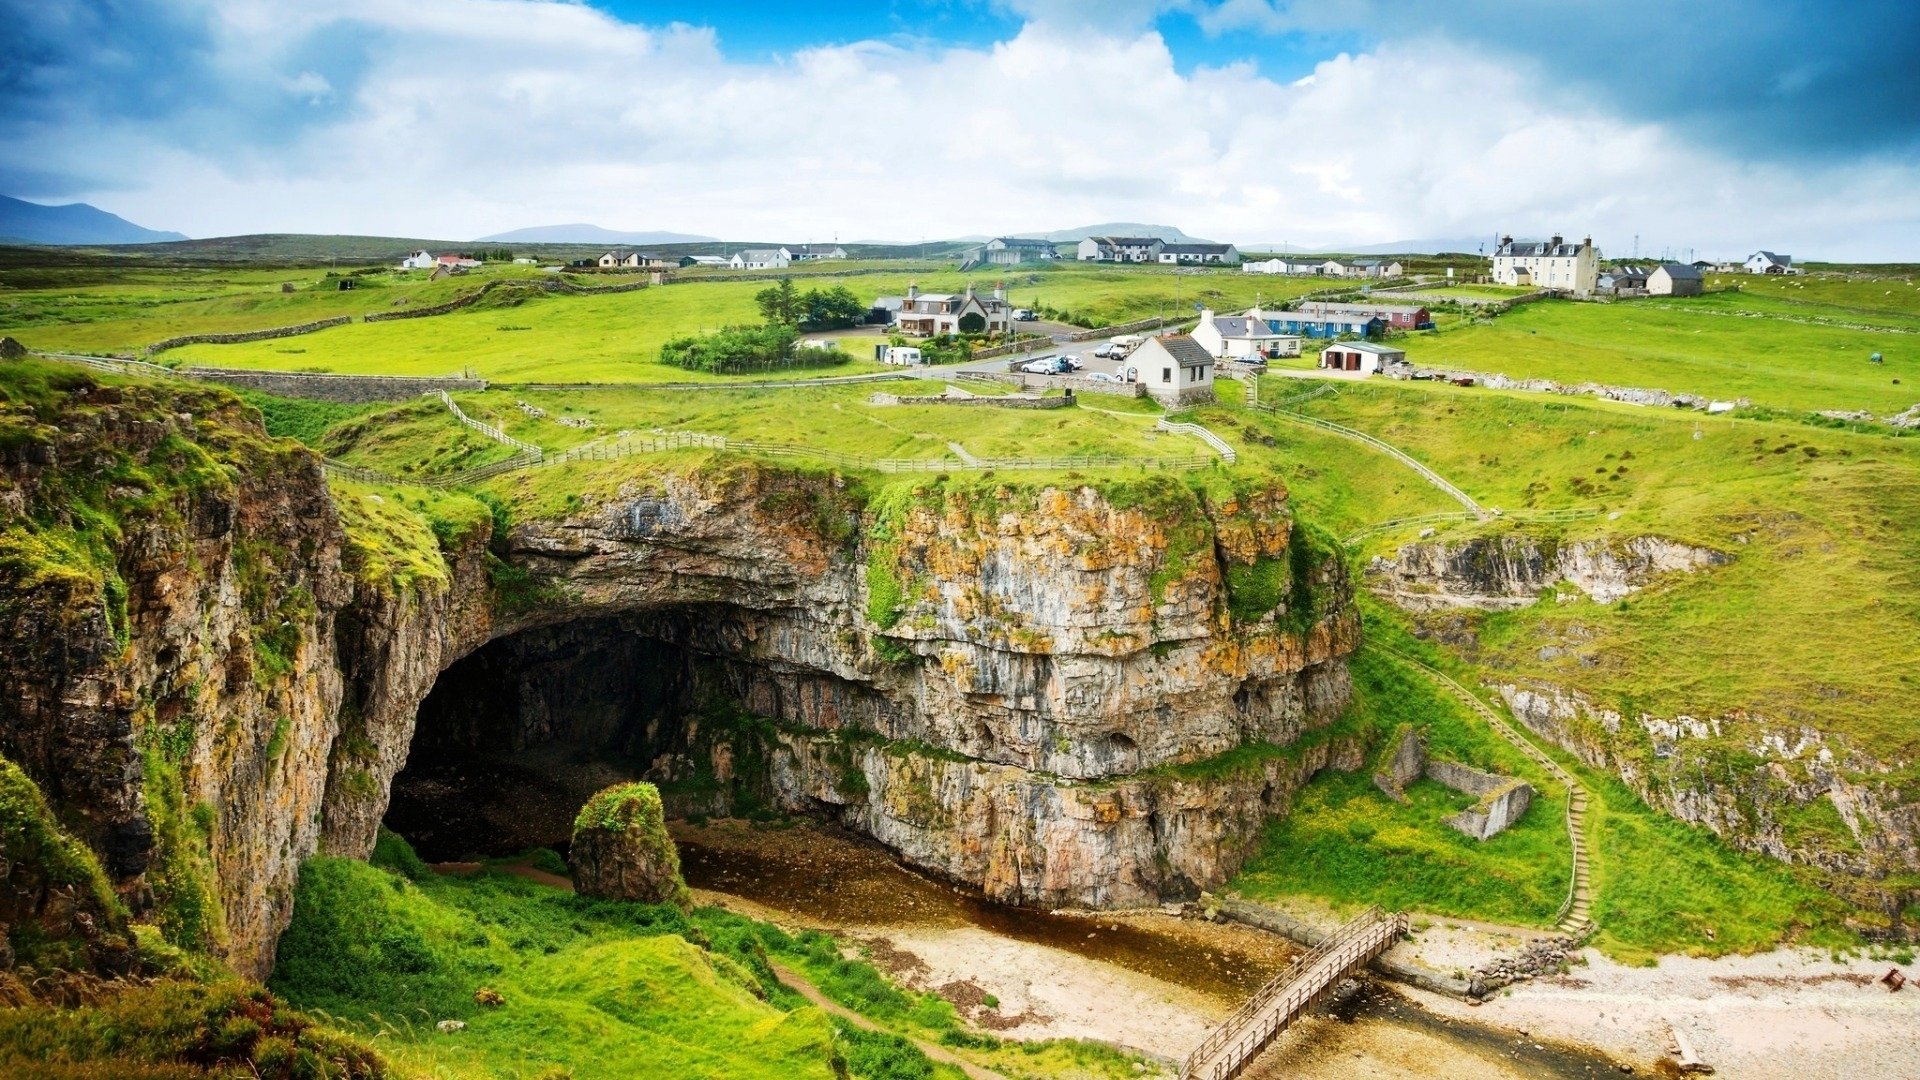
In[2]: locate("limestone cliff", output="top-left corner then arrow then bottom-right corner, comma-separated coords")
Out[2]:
1367,532 -> 1728,610
0,361 -> 1361,977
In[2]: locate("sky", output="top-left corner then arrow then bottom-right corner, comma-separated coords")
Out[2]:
2,0 -> 1917,258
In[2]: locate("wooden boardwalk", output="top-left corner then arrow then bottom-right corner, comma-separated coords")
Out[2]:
1181,906 -> 1408,1080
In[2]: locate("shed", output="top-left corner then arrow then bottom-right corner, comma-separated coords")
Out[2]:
1319,341 -> 1405,375
1648,262 -> 1703,297
1129,334 -> 1217,405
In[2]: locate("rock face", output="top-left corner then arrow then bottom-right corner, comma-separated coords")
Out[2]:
570,782 -> 689,907
1497,679 -> 1920,915
1367,532 -> 1729,610
0,368 -> 1364,976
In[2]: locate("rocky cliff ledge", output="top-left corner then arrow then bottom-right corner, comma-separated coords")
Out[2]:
1368,532 -> 1728,610
0,362 -> 1360,977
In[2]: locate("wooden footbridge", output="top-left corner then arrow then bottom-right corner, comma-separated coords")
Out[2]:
1181,906 -> 1408,1080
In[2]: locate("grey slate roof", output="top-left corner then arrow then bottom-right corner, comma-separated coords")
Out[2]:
1657,262 -> 1703,280
1299,301 -> 1424,317
1161,242 -> 1234,255
1210,315 -> 1283,338
1159,334 -> 1214,367
738,248 -> 784,260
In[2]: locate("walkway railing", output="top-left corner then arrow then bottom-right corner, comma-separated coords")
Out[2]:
1155,417 -> 1237,463
1182,906 -> 1408,1080
1265,410 -> 1487,517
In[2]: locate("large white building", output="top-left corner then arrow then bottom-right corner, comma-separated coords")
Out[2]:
893,283 -> 1012,337
1744,250 -> 1793,274
730,249 -> 791,270
1077,236 -> 1165,263
1490,234 -> 1600,296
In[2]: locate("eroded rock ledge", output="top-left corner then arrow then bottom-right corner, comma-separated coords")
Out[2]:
1367,532 -> 1728,610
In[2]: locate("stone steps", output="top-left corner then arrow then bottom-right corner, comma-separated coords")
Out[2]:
1376,646 -> 1599,942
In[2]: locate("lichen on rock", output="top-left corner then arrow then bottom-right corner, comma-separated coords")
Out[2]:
569,782 -> 691,908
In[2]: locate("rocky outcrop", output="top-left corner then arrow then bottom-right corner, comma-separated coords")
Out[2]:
0,362 -> 1364,977
570,782 -> 689,907
1368,532 -> 1729,610
1496,679 -> 1920,917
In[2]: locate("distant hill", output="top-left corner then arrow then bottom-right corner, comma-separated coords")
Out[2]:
475,223 -> 717,245
0,195 -> 187,245
1009,223 -> 1207,244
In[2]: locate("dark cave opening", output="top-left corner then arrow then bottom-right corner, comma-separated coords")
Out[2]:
384,611 -> 766,863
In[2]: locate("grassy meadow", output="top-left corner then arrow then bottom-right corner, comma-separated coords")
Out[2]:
1408,284 -> 1918,413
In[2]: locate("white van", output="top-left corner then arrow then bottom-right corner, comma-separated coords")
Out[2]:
877,345 -> 924,366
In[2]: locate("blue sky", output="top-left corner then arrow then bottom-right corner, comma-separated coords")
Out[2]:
2,0 -> 1916,256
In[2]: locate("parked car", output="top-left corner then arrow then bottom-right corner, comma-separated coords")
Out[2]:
1012,308 -> 1036,321
1063,355 -> 1084,370
1087,371 -> 1120,383
1122,365 -> 1140,382
1092,343 -> 1115,358
1020,356 -> 1060,374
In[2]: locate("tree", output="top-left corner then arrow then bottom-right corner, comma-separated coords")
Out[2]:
798,284 -> 866,330
755,279 -> 802,325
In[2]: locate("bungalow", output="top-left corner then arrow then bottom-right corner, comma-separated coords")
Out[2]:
399,249 -> 436,270
1077,236 -> 1165,263
1744,251 -> 1793,275
1319,341 -> 1405,375
1294,300 -> 1432,331
597,251 -> 674,269
1351,259 -> 1405,278
1251,304 -> 1384,340
1492,234 -> 1599,296
980,237 -> 1060,265
1321,259 -> 1357,277
782,244 -> 848,262
1190,308 -> 1302,360
1128,334 -> 1216,405
1648,262 -> 1704,297
730,249 -> 791,270
894,283 -> 1012,337
1156,242 -> 1241,266
1241,258 -> 1321,276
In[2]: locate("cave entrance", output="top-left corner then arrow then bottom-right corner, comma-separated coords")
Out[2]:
385,611 -> 774,863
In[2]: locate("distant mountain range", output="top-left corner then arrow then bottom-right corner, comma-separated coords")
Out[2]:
474,223 -> 718,245
1008,223 -> 1208,244
0,195 -> 188,245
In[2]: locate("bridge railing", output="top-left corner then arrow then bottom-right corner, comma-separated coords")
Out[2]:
1182,906 -> 1406,1080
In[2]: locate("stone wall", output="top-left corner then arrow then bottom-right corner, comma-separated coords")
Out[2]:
1372,724 -> 1424,802
178,368 -> 488,403
1368,726 -> 1533,841
143,316 -> 353,356
869,391 -> 1071,409
1448,779 -> 1534,841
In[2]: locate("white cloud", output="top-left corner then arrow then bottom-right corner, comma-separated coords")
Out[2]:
28,0 -> 1919,258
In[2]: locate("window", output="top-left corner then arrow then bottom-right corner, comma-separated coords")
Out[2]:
1162,367 -> 1172,383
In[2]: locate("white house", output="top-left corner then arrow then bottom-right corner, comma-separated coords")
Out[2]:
731,249 -> 791,270
399,250 -> 436,270
1155,243 -> 1241,266
435,254 -> 481,269
893,283 -> 1012,337
1190,308 -> 1302,360
1744,251 -> 1793,275
980,237 -> 1060,265
782,244 -> 848,262
1491,234 -> 1600,296
1319,341 -> 1405,375
1129,334 -> 1216,405
1648,262 -> 1704,296
1077,236 -> 1165,263
1243,258 -> 1322,276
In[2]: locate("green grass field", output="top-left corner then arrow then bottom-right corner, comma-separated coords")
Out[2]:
1409,285 -> 1917,413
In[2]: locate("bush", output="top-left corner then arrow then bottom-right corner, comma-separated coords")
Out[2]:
658,324 -> 852,374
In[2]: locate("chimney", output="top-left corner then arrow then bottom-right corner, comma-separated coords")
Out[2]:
907,282 -> 919,301
1500,234 -> 1513,249
993,282 -> 1005,301
1550,233 -> 1563,248
1582,235 -> 1593,250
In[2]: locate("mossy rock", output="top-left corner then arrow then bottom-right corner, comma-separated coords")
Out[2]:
569,782 -> 690,908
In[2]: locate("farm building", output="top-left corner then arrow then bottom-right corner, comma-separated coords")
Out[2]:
679,255 -> 732,268
1598,265 -> 1650,295
1129,334 -> 1216,405
1294,300 -> 1432,330
893,283 -> 1012,337
399,249 -> 435,270
1744,250 -> 1793,274
1077,236 -> 1165,263
1319,341 -> 1405,374
1190,308 -> 1301,359
782,245 -> 848,261
979,237 -> 1060,265
1648,262 -> 1704,296
1156,242 -> 1241,266
1491,234 -> 1600,296
435,254 -> 481,269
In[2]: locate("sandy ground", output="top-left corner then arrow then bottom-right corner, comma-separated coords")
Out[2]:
1412,946 -> 1920,1080
852,925 -> 1219,1062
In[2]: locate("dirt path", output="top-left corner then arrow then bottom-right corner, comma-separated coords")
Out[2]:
768,960 -> 1011,1080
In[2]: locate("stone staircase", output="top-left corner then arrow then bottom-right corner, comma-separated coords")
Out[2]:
1376,646 -> 1594,938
